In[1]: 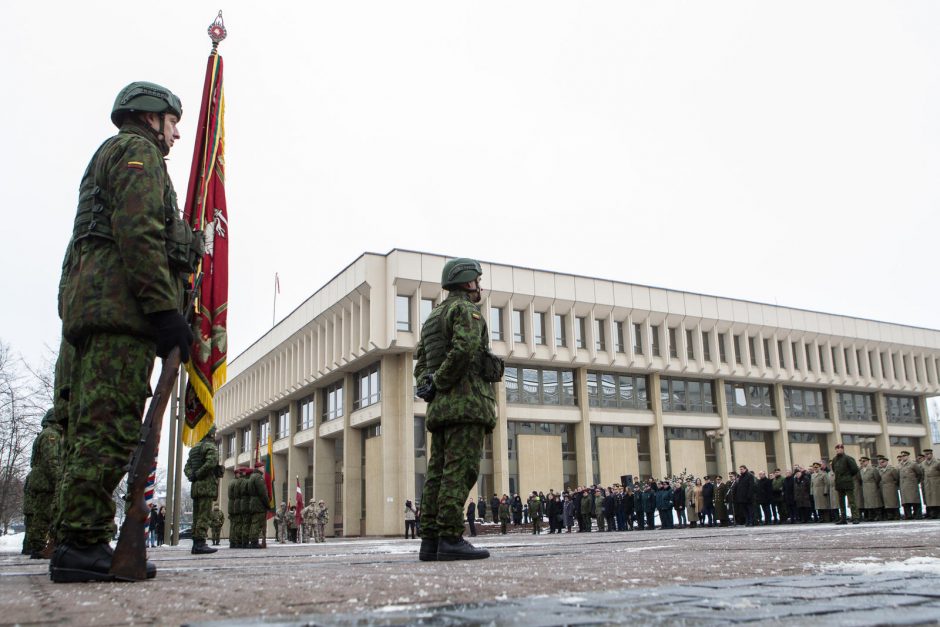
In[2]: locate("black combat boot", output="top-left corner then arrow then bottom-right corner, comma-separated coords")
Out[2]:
192,538 -> 218,555
418,537 -> 438,562
50,542 -> 156,583
437,536 -> 490,561
248,540 -> 261,549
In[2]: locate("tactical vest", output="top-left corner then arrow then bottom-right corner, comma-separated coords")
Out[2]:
420,301 -> 450,373
70,132 -> 203,274
184,442 -> 205,482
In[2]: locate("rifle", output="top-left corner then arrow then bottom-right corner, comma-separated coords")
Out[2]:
110,276 -> 201,581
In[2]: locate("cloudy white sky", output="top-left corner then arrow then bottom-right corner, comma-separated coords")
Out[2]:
2,3 -> 939,414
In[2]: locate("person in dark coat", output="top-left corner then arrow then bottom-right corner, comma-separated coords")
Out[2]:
622,488 -> 635,530
466,500 -> 477,537
733,466 -> 757,526
490,494 -> 500,524
511,494 -> 523,526
701,478 -> 716,527
634,486 -> 647,530
672,483 -> 687,528
603,489 -> 617,532
547,493 -> 563,533
714,476 -> 730,526
782,469 -> 797,523
656,482 -> 674,529
755,471 -> 775,525
793,469 -> 813,523
476,497 -> 486,523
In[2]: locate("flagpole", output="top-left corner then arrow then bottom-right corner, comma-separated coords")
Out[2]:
165,380 -> 180,546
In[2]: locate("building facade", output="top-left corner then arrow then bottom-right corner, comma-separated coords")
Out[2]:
214,250 -> 940,537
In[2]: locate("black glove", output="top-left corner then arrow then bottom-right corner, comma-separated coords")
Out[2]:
415,373 -> 436,403
148,310 -> 194,362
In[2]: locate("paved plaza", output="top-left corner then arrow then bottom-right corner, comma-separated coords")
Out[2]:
1,520 -> 938,625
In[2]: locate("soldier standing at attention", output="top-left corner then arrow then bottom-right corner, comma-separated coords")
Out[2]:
830,444 -> 860,524
226,468 -> 240,548
413,258 -> 503,561
52,82 -> 202,583
185,425 -> 220,554
898,451 -> 924,520
858,456 -> 883,521
209,504 -> 225,546
877,456 -> 901,520
23,409 -> 62,559
921,449 -> 939,519
247,462 -> 270,547
313,500 -> 329,543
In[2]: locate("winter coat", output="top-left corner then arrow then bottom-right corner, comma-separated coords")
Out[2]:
879,465 -> 901,508
830,453 -> 860,491
810,470 -> 829,507
794,474 -> 812,508
898,461 -> 924,504
714,483 -> 729,519
733,472 -> 756,505
860,466 -> 883,508
701,482 -> 714,509
923,458 -> 940,507
563,499 -> 575,527
755,477 -> 774,505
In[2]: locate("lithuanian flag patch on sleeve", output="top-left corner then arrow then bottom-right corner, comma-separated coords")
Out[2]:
127,161 -> 144,170
471,312 -> 481,320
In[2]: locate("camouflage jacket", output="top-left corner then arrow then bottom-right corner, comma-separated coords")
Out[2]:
414,291 -> 497,432
185,437 -> 220,499
247,470 -> 270,513
25,423 -> 62,494
209,508 -> 225,528
59,124 -> 188,343
314,504 -> 330,524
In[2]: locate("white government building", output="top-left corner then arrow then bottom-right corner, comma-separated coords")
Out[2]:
214,249 -> 939,537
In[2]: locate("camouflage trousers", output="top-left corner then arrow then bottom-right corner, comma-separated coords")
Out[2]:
420,423 -> 485,539
249,511 -> 267,542
210,525 -> 222,544
192,497 -> 212,541
55,333 -> 155,547
23,490 -> 54,553
313,522 -> 326,542
836,487 -> 858,521
229,513 -> 244,545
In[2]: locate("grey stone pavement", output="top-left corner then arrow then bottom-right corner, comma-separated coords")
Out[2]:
1,520 -> 939,626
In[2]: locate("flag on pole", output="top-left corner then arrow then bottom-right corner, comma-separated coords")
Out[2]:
265,430 -> 276,519
183,12 -> 229,446
295,476 -> 304,528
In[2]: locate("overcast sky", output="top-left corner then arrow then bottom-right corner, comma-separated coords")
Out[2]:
3,2 -> 939,456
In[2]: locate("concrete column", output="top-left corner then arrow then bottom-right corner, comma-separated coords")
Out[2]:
714,378 -> 732,476
918,395 -> 931,454
874,391 -> 891,459
312,390 -> 336,537
827,388 -> 842,452
772,382 -> 791,470
648,372 -> 668,479
493,379 -> 510,496
574,367 -> 594,486
379,353 -> 412,535
341,374 -> 362,536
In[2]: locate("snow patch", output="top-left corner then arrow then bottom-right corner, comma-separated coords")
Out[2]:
823,556 -> 940,575
0,532 -> 24,553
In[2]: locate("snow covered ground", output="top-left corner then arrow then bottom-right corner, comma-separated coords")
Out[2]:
0,532 -> 24,553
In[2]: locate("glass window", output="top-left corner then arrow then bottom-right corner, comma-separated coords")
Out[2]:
587,372 -> 650,410
748,336 -> 757,366
595,319 -> 606,351
792,342 -> 800,369
668,327 -> 678,359
276,407 -> 289,439
724,381 -> 775,416
420,298 -> 434,327
259,421 -> 269,446
240,426 -> 252,453
615,322 -> 625,353
783,386 -> 828,419
395,295 -> 411,332
763,338 -> 772,367
633,323 -> 644,355
299,395 -> 315,431
885,395 -> 921,424
702,331 -> 711,362
355,363 -> 380,409
650,325 -> 661,357
718,333 -> 728,363
575,317 -> 586,349
323,381 -> 344,421
554,314 -> 566,347
805,343 -> 814,371
533,312 -> 546,345
661,377 -> 715,414
512,309 -> 525,343
490,307 -> 503,341
226,432 -> 236,457
733,335 -> 742,365
686,329 -> 695,360
778,340 -> 785,368
505,365 -> 576,406
821,345 -> 829,372
832,347 -> 839,375
837,390 -> 876,421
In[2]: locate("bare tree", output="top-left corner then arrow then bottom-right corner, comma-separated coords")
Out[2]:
0,341 -> 49,533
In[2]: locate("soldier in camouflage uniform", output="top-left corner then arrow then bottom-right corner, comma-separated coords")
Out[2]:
209,504 -> 225,546
185,425 -> 220,554
302,498 -> 317,542
414,258 -> 503,561
22,409 -> 62,558
247,462 -> 270,547
226,467 -> 240,548
233,467 -> 250,547
51,82 -> 202,583
313,500 -> 329,543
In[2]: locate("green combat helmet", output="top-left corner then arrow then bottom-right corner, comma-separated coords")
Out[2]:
111,81 -> 183,127
441,258 -> 482,290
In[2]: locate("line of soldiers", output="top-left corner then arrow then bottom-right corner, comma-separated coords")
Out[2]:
272,499 -> 329,543
226,463 -> 271,548
21,410 -> 63,559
